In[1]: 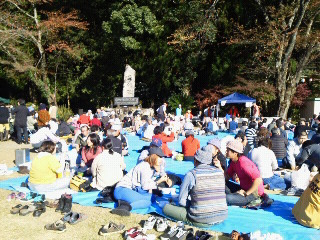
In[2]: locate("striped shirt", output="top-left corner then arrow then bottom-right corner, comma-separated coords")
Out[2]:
245,128 -> 257,149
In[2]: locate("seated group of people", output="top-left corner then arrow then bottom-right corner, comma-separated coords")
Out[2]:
25,108 -> 320,230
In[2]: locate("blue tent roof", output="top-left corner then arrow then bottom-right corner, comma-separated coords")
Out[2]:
218,92 -> 256,104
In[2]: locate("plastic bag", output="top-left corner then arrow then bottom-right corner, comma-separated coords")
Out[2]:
291,164 -> 310,190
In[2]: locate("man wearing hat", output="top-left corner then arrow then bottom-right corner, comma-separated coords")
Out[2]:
182,130 -> 200,161
108,121 -> 129,156
202,138 -> 226,170
163,149 -> 228,226
225,140 -> 264,206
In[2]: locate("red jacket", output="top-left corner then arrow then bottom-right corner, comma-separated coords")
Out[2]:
182,136 -> 200,157
90,118 -> 101,127
152,132 -> 175,157
78,114 -> 90,125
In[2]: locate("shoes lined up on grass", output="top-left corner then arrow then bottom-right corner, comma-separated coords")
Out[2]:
10,201 -> 46,217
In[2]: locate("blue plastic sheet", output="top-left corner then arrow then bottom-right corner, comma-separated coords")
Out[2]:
1,134 -> 319,239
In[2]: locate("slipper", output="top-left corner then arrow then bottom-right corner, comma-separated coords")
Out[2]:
46,200 -> 59,208
99,222 -> 125,236
10,204 -> 23,214
69,212 -> 87,225
33,206 -> 46,217
45,220 -> 66,233
19,205 -> 36,216
61,212 -> 73,222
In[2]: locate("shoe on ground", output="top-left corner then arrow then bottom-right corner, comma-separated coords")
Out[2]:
45,220 -> 66,233
19,204 -> 36,216
98,222 -> 125,236
126,231 -> 156,240
156,218 -> 170,232
69,212 -> 87,225
111,200 -> 132,216
143,216 -> 157,230
10,204 -> 23,214
172,227 -> 194,240
160,225 -> 179,240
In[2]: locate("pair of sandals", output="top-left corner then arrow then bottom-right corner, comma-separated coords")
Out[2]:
61,211 -> 87,225
10,202 -> 46,217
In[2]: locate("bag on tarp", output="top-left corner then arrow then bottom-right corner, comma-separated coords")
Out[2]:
291,163 -> 310,190
70,175 -> 90,192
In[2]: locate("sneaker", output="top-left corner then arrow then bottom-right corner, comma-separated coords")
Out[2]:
172,227 -> 189,240
156,218 -> 170,232
160,225 -> 179,240
99,222 -> 125,236
143,216 -> 157,230
44,220 -> 66,233
127,231 -> 156,240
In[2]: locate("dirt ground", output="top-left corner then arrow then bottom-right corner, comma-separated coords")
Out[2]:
0,140 -> 230,240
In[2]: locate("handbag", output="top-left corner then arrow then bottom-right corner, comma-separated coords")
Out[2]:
70,175 -> 91,192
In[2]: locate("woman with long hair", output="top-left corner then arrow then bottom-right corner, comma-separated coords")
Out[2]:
81,133 -> 102,167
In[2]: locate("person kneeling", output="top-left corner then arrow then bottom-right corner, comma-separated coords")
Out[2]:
163,149 -> 228,227
28,141 -> 70,193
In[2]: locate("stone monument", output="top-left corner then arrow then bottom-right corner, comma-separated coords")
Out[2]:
123,64 -> 136,97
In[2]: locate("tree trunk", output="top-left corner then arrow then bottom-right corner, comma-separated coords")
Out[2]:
34,5 -> 52,103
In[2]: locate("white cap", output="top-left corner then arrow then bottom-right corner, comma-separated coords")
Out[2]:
111,111 -> 115,115
111,124 -> 121,131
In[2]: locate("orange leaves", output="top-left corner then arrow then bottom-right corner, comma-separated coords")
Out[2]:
41,10 -> 88,32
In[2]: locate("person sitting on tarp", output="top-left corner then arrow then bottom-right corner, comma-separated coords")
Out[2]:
292,159 -> 320,229
296,140 -> 320,172
152,125 -> 175,157
112,153 -> 169,216
202,138 -> 226,170
225,140 -> 264,206
249,129 -> 286,190
182,130 -> 200,161
28,141 -> 70,193
90,138 -> 126,191
163,149 -> 227,227
229,116 -> 239,134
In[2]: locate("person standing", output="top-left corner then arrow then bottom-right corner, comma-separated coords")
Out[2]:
176,104 -> 182,117
49,102 -> 58,120
11,99 -> 29,144
157,102 -> 167,121
0,102 -> 10,141
252,103 -> 260,118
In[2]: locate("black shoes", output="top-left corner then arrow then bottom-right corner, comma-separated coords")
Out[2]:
111,200 -> 132,216
55,194 -> 73,213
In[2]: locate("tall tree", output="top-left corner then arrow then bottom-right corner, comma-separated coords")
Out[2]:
228,0 -> 320,118
0,0 -> 87,103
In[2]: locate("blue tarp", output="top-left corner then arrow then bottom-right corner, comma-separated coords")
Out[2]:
218,92 -> 256,104
1,134 -> 320,240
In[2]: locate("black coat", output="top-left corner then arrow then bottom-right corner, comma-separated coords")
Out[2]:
11,105 -> 29,127
271,135 -> 288,159
0,106 -> 9,124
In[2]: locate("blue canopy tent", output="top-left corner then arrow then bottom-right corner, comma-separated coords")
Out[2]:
217,92 -> 256,118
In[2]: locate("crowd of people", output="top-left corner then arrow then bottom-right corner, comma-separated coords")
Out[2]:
1,99 -> 320,230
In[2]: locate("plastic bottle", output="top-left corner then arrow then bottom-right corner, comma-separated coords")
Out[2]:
65,162 -> 70,177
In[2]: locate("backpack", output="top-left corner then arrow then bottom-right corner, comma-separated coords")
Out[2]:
70,175 -> 91,192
